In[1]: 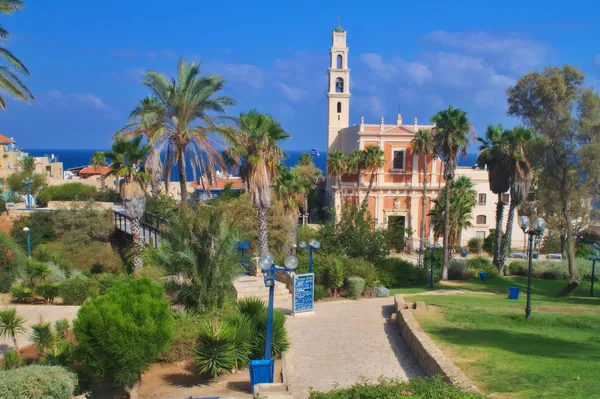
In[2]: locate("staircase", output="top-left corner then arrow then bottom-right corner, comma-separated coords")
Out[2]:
233,275 -> 291,305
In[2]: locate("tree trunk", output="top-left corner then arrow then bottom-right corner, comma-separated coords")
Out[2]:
177,146 -> 187,202
100,176 -> 105,191
442,179 -> 451,280
257,205 -> 269,257
130,218 -> 143,271
125,380 -> 140,399
289,213 -> 298,254
563,208 -> 580,282
419,161 -> 428,267
361,171 -> 376,213
12,335 -> 19,352
494,193 -> 504,269
336,177 -> 344,219
148,148 -> 161,198
164,150 -> 172,196
498,200 -> 516,275
356,168 -> 362,206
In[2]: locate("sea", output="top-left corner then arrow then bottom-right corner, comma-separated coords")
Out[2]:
24,149 -> 479,180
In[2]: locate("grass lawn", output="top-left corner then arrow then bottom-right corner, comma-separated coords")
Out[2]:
409,278 -> 600,399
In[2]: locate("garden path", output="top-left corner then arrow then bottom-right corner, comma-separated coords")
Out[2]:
284,297 -> 423,399
0,305 -> 80,355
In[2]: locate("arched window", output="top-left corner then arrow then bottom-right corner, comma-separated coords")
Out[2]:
335,77 -> 344,93
337,102 -> 342,113
476,215 -> 487,225
337,54 -> 343,69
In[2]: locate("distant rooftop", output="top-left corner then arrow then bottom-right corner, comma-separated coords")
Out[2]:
0,134 -> 15,144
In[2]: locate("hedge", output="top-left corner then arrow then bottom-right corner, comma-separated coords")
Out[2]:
0,365 -> 78,399
508,259 -> 598,281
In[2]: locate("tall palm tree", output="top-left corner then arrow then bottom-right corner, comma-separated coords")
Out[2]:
347,149 -> 365,207
103,136 -> 151,270
139,59 -> 237,202
227,110 -> 289,256
412,129 -> 436,265
0,0 -> 34,110
274,164 -> 302,250
361,145 -> 385,213
115,97 -> 166,198
91,151 -> 107,190
292,154 -> 322,225
18,155 -> 35,175
498,126 -> 533,273
326,149 -> 347,217
0,308 -> 26,352
432,105 -> 470,280
476,124 -> 511,268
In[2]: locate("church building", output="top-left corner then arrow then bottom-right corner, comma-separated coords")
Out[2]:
325,23 -> 526,250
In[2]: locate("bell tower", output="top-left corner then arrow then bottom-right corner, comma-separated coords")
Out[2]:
327,21 -> 350,152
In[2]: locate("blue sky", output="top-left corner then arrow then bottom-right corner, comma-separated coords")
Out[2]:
0,0 -> 599,151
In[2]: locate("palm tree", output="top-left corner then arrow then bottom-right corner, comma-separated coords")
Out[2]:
227,110 -> 289,256
274,164 -> 302,250
361,146 -> 385,213
347,149 -> 365,207
498,126 -> 533,273
18,155 -> 35,175
139,59 -> 237,202
412,129 -> 436,265
326,149 -> 347,217
476,124 -> 511,268
91,151 -> 107,190
0,308 -> 26,352
0,0 -> 34,110
30,321 -> 54,355
103,136 -> 151,270
432,105 -> 471,280
429,176 -> 477,247
298,153 -> 312,166
116,97 -> 166,198
292,155 -> 322,225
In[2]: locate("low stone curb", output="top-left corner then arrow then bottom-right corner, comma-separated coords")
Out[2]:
394,295 -> 480,394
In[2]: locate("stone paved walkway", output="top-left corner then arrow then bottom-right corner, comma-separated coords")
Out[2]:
285,298 -> 423,398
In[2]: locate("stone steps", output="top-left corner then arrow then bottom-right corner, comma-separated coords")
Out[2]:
233,275 -> 291,304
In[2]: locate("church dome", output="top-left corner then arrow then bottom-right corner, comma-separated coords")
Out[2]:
334,23 -> 345,32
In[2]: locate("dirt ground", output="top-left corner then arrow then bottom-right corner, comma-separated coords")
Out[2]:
138,359 -> 282,399
0,214 -> 12,234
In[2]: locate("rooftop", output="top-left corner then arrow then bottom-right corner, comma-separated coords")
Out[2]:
0,134 -> 15,144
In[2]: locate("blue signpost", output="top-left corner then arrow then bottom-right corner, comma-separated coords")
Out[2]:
293,273 -> 314,314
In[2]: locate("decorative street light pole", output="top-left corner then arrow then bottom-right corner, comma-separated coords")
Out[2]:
23,226 -> 31,258
589,254 -> 599,297
299,239 -> 320,273
24,177 -> 32,210
518,216 -> 546,320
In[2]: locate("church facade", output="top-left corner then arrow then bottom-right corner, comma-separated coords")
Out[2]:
325,24 -> 526,250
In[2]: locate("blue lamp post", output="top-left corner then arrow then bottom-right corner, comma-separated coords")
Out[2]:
518,216 -> 546,320
24,177 -> 32,210
299,239 -> 320,273
588,253 -> 599,297
249,252 -> 298,387
23,226 -> 31,258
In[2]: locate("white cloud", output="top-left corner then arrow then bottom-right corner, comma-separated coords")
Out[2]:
207,61 -> 264,90
425,31 -> 548,72
111,68 -> 145,83
47,91 -> 106,109
359,53 -> 432,86
360,53 -> 398,81
276,82 -> 307,102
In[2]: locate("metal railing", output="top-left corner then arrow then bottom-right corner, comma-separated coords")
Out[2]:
113,211 -> 162,248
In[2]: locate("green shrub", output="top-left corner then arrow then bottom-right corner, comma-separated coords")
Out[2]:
37,283 -> 59,303
1,350 -> 24,370
296,225 -> 317,245
541,233 -> 562,254
224,312 -> 254,370
54,319 -> 70,340
33,244 -> 52,262
11,212 -> 57,249
74,279 -> 174,396
97,273 -> 130,294
59,241 -> 123,273
36,182 -> 97,207
576,242 -> 595,259
10,284 -> 33,303
237,297 -> 267,319
508,261 -> 527,276
468,237 -> 483,254
375,258 -> 428,287
93,188 -> 121,202
314,284 -> 328,301
59,277 -> 99,305
159,310 -> 204,363
346,277 -> 365,299
0,199 -> 6,214
508,260 -> 578,280
194,319 -> 237,378
467,256 -> 498,278
253,308 -> 289,359
448,260 -> 473,280
424,247 -> 443,271
308,375 -> 484,399
0,365 -> 77,399
344,257 -> 379,288
322,258 -> 345,296
39,339 -> 74,368
0,234 -> 27,293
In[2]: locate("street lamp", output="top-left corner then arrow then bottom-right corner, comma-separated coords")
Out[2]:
257,252 -> 297,362
22,226 -> 31,258
24,177 -> 32,210
588,253 -> 599,297
299,239 -> 320,273
518,216 -> 546,320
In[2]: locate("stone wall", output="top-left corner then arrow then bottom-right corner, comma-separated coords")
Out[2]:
394,295 -> 480,394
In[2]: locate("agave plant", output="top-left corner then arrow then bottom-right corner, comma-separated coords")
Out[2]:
194,319 -> 236,379
39,339 -> 74,367
1,350 -> 24,370
225,313 -> 254,370
54,319 -> 70,340
236,297 -> 267,319
30,321 -> 55,355
253,309 -> 289,359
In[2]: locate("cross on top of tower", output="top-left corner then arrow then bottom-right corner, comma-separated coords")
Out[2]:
334,15 -> 345,32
